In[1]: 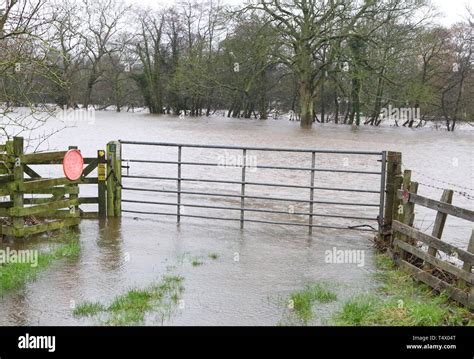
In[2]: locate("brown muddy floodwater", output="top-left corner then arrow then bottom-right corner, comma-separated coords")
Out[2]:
0,112 -> 472,325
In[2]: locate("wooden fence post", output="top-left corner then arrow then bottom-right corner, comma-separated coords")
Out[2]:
464,231 -> 474,309
97,150 -> 107,218
399,169 -> 412,225
106,141 -> 121,217
396,170 -> 419,259
12,137 -> 24,237
423,189 -> 453,271
383,151 -> 402,241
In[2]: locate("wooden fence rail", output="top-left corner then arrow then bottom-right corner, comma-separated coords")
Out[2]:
387,168 -> 474,310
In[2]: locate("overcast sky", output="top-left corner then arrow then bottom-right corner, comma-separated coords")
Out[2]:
126,0 -> 470,26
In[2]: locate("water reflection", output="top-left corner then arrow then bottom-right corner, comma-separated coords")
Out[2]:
96,218 -> 124,272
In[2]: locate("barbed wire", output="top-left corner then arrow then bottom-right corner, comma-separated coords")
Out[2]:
401,163 -> 474,201
410,168 -> 474,192
416,181 -> 474,201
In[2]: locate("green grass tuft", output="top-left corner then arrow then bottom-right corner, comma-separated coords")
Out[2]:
333,295 -> 380,325
290,283 -> 337,324
108,289 -> 153,313
74,275 -> 185,325
191,258 -> 204,267
73,302 -> 105,317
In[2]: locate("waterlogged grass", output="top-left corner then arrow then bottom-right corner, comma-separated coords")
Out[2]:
74,275 -> 185,325
190,253 -> 219,267
191,258 -> 204,267
0,231 -> 80,294
73,302 -> 105,317
289,284 -> 337,324
333,254 -> 473,326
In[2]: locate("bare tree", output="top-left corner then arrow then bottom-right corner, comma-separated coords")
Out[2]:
80,0 -> 129,108
0,0 -> 66,147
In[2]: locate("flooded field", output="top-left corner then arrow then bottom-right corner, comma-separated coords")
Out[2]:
0,219 -> 376,326
0,112 -> 472,325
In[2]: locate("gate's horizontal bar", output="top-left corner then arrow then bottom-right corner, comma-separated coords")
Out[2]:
122,209 -> 376,232
121,186 -> 380,207
122,198 -> 378,221
121,175 -> 380,194
122,159 -> 381,175
119,141 -> 383,156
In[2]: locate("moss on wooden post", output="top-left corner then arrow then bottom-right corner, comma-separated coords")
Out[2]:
106,141 -> 121,217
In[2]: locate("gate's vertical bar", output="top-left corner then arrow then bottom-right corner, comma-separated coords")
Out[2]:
378,151 -> 387,234
97,149 -> 107,218
309,151 -> 316,235
177,145 -> 182,224
240,149 -> 247,229
12,137 -> 24,237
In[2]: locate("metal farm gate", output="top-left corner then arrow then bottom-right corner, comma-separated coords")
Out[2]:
116,141 -> 387,234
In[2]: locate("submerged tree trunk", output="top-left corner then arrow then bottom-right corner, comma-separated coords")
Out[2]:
367,71 -> 385,125
349,71 -> 362,126
299,80 -> 314,128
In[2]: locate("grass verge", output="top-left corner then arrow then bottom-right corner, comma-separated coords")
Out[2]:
74,275 -> 185,325
0,230 -> 80,294
333,254 -> 473,326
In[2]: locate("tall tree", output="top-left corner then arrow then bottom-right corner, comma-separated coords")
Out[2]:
249,0 -> 376,128
135,10 -> 166,114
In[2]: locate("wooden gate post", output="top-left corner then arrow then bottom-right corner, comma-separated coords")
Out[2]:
383,151 -> 402,238
12,137 -> 24,237
106,141 -> 121,217
97,150 -> 107,218
67,146 -> 80,224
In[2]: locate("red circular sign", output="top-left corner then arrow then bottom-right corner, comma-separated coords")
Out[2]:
402,190 -> 410,204
63,149 -> 84,181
